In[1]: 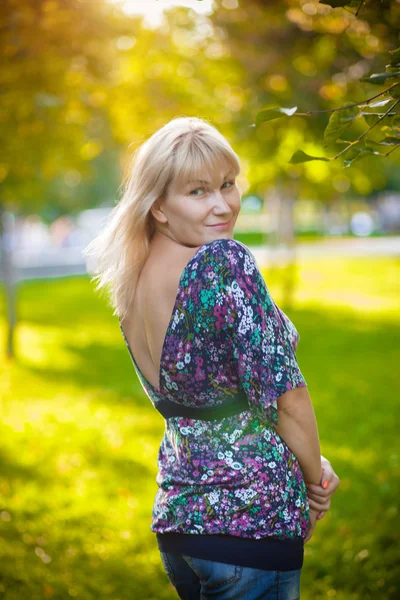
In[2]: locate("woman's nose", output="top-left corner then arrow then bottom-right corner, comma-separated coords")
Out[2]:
211,191 -> 231,210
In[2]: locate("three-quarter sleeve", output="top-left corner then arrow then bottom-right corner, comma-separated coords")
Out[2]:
214,239 -> 308,427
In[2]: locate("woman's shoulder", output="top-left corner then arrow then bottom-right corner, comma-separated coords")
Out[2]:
197,237 -> 253,255
194,238 -> 258,272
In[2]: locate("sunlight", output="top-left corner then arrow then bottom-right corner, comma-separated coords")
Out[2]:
109,0 -> 214,28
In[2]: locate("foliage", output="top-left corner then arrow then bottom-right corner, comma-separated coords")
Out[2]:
254,1 -> 400,166
2,0 -> 400,214
0,0 -> 128,211
2,0 -> 400,215
207,0 -> 400,199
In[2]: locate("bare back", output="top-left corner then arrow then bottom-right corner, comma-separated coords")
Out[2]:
120,239 -> 202,391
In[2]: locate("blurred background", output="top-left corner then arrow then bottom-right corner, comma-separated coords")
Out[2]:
0,1 -> 399,598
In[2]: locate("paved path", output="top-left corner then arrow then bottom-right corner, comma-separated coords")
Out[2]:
1,236 -> 399,282
251,236 -> 400,265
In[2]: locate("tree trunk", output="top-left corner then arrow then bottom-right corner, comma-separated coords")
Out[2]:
0,202 -> 17,359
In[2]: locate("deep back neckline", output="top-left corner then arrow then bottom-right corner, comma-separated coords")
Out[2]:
118,239 -> 225,396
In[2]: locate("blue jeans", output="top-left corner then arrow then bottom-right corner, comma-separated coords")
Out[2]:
159,551 -> 301,599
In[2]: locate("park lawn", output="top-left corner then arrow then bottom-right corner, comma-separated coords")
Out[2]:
0,255 -> 399,600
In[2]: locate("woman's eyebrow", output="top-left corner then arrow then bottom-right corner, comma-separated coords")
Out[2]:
187,171 -> 234,185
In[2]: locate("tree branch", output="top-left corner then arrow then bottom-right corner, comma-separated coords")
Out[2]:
295,82 -> 399,116
332,97 -> 400,159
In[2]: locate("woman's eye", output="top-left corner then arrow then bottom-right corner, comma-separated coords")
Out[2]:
189,181 -> 234,195
190,187 -> 205,196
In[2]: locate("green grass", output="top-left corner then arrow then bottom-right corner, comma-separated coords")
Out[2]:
0,255 -> 399,599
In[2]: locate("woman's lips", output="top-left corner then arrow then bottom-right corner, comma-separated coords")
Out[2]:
207,219 -> 232,230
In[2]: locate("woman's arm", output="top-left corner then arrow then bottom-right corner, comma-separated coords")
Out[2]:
306,455 -> 341,519
274,385 -> 322,485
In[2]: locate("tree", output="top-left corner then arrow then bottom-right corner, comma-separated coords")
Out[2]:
0,0 -> 130,356
254,1 -> 400,167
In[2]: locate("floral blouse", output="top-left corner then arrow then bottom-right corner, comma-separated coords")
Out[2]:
119,238 -> 310,541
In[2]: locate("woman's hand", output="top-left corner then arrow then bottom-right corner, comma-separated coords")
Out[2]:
306,455 -> 340,521
304,508 -> 319,543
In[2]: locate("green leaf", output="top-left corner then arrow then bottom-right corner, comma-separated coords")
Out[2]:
360,72 -> 400,85
367,99 -> 393,108
382,137 -> 400,145
360,112 -> 398,117
319,0 -> 350,7
343,147 -> 380,168
362,114 -> 381,127
324,105 -> 359,145
289,150 -> 330,164
391,84 -> 400,98
389,47 -> 400,67
361,111 -> 397,127
366,136 -> 400,146
255,106 -> 297,126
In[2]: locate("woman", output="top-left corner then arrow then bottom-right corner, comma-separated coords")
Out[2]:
84,116 -> 340,599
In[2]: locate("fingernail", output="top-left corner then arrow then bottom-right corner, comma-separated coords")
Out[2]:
322,480 -> 329,489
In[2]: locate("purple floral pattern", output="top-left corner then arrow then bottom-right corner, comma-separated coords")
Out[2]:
120,238 -> 310,540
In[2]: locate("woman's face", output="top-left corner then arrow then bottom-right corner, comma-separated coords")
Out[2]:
152,161 -> 241,247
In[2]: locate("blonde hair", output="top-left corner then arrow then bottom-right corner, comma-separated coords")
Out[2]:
82,116 -> 242,321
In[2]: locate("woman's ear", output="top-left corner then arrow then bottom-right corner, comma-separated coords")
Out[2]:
150,198 -> 168,224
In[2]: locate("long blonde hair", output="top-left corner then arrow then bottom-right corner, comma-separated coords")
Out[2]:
82,116 -> 242,321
